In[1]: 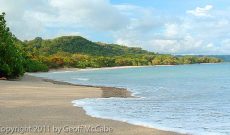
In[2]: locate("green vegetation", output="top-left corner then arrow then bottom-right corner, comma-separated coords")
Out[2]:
0,12 -> 223,79
0,13 -> 48,79
23,36 -> 152,56
0,13 -> 25,79
20,36 -> 221,68
23,59 -> 48,72
21,36 -> 222,69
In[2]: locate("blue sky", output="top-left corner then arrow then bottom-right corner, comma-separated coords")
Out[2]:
111,0 -> 229,14
0,0 -> 230,54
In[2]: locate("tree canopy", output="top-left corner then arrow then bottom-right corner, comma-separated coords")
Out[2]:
23,36 -> 152,57
21,36 -> 222,69
0,13 -> 25,79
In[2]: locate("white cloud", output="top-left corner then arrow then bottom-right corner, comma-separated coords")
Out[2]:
114,4 -> 164,47
0,0 -> 129,39
0,1 -> 230,54
187,5 -> 213,17
147,35 -> 205,54
114,5 -> 230,54
0,0 -> 48,39
48,0 -> 129,31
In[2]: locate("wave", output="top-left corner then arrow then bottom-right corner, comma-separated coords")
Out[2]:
72,77 -> 89,81
72,99 -> 191,135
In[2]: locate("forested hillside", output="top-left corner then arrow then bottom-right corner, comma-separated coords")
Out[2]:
23,36 -> 152,56
21,36 -> 223,70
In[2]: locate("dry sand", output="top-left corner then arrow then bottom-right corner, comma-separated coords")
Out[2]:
0,74 -> 182,135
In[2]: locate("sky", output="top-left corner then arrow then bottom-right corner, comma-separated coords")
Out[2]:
0,0 -> 230,55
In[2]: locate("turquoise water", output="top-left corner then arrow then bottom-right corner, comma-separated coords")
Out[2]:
32,63 -> 230,135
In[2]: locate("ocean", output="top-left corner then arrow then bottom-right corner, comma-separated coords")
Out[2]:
32,63 -> 230,135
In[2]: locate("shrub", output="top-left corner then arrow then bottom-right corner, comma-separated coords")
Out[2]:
24,59 -> 49,72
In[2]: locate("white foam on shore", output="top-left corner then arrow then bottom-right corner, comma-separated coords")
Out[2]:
72,99 -> 191,135
77,66 -> 149,72
72,99 -> 227,135
71,77 -> 89,81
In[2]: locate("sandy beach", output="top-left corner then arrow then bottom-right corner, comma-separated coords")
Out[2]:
0,74 -> 182,135
48,65 -> 175,73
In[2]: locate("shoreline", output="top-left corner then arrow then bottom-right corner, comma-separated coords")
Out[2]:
42,77 -> 133,98
0,74 -> 183,135
33,75 -> 186,134
48,65 -> 150,73
45,62 -> 223,73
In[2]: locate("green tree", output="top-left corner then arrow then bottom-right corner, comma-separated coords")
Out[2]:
115,57 -> 133,66
24,59 -> 48,72
162,56 -> 177,65
0,13 -> 25,78
152,55 -> 163,65
179,56 -> 198,64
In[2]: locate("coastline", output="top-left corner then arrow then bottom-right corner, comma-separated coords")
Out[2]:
0,74 -> 183,135
42,77 -> 133,98
46,63 -> 223,73
43,63 -> 224,75
46,65 -> 177,74
48,65 -> 150,73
